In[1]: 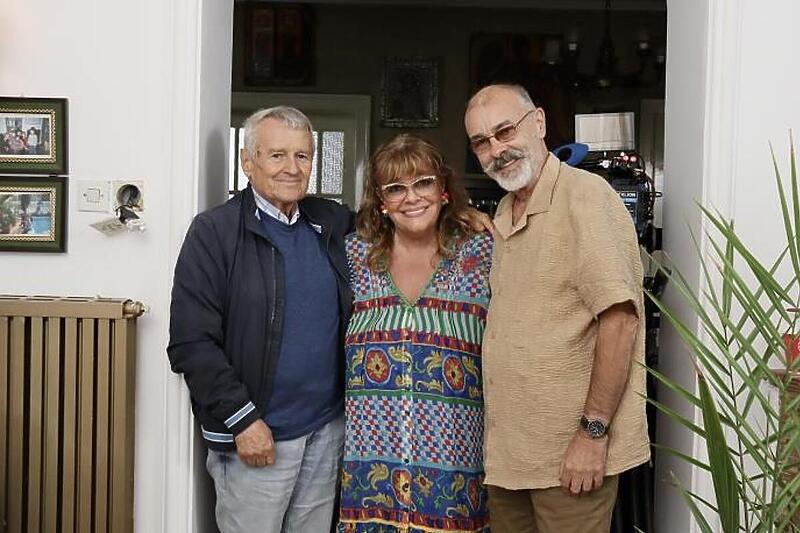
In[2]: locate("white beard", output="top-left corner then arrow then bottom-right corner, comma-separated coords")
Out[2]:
487,156 -> 534,192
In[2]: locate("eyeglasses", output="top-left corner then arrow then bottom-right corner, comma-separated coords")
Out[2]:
469,108 -> 536,154
380,175 -> 440,203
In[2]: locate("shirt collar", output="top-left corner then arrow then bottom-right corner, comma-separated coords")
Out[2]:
494,153 -> 561,239
252,188 -> 300,225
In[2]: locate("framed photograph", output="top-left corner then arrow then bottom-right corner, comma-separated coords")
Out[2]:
242,4 -> 315,86
0,97 -> 68,175
0,176 -> 67,252
381,58 -> 439,128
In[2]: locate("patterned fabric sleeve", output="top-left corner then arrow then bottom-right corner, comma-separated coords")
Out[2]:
345,233 -> 365,293
453,231 -> 493,302
466,231 -> 493,274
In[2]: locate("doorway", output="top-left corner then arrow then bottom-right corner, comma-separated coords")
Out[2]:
177,2 -> 679,533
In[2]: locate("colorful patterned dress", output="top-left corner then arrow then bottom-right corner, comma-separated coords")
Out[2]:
338,232 -> 493,533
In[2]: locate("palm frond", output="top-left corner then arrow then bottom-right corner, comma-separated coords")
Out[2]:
647,133 -> 800,532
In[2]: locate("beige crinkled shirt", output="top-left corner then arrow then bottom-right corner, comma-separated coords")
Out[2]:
482,154 -> 650,490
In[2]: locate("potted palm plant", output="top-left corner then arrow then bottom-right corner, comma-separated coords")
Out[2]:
647,135 -> 800,532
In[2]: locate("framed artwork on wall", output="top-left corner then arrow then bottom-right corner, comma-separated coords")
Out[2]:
0,176 -> 67,252
380,57 -> 439,128
0,97 -> 68,175
243,3 -> 315,86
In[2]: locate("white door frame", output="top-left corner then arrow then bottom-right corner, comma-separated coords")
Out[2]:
165,2 -> 756,532
656,1 -> 742,532
162,1 -> 233,533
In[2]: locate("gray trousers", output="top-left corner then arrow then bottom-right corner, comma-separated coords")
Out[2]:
206,415 -> 344,533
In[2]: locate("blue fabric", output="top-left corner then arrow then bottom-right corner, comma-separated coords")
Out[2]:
206,415 -> 345,533
259,211 -> 342,440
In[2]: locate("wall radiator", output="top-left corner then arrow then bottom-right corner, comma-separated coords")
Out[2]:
0,296 -> 145,533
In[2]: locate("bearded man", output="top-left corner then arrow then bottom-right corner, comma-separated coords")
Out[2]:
464,84 -> 649,533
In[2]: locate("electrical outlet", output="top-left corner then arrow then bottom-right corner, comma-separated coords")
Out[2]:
112,180 -> 145,211
77,180 -> 111,212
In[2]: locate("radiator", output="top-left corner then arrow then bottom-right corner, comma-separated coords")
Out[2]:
0,296 -> 145,533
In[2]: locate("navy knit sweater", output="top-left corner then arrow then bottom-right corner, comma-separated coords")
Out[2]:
259,211 -> 342,440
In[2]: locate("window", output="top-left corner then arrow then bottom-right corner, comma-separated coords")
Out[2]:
229,127 -> 345,204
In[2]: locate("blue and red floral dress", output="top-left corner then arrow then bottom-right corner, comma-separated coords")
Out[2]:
338,232 -> 493,533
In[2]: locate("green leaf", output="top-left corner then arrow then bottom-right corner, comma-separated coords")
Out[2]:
722,222 -> 735,322
697,375 -> 740,533
670,472 -> 716,533
645,397 -> 706,437
651,442 -> 711,472
701,203 -> 793,310
771,140 -> 800,279
791,129 -> 800,276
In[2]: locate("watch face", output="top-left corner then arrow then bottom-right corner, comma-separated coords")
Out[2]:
587,420 -> 606,438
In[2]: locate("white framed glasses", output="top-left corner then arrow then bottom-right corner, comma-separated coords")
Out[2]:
380,175 -> 440,203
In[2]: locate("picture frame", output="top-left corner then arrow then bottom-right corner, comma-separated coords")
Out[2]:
0,97 -> 68,175
380,57 -> 439,128
242,3 -> 315,86
0,176 -> 67,252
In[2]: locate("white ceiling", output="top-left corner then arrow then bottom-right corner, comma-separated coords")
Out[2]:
253,0 -> 666,11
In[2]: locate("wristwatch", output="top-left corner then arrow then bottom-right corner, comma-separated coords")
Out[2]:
580,415 -> 609,438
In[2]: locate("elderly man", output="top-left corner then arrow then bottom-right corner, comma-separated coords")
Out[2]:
464,84 -> 649,533
168,106 -> 352,533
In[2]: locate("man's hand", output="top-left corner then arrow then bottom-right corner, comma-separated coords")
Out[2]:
234,419 -> 276,467
458,207 -> 494,233
559,430 -> 609,495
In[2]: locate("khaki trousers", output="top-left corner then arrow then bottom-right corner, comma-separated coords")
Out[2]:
487,476 -> 619,533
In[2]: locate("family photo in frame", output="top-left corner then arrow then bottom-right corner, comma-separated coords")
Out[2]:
0,176 -> 67,252
0,97 -> 68,175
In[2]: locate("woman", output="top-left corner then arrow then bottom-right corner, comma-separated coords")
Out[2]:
338,134 -> 492,533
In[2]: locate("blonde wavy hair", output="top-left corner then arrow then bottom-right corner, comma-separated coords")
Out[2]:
356,134 -> 474,271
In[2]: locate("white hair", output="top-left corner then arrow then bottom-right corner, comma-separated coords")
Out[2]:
241,106 -> 313,153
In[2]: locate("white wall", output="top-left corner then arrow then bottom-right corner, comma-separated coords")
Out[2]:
7,0 -> 800,531
732,0 -> 800,259
656,0 -> 709,530
0,1 -> 232,531
658,1 -> 800,531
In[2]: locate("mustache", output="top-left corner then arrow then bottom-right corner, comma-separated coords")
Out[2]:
483,148 -> 526,173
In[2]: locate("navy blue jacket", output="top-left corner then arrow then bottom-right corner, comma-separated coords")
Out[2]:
167,186 -> 354,450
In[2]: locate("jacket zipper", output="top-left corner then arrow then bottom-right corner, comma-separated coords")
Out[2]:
269,247 -> 277,327
256,246 -> 278,410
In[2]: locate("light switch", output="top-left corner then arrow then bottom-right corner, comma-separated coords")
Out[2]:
85,188 -> 102,203
78,180 -> 111,212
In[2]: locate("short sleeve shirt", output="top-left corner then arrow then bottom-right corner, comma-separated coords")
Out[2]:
482,154 -> 650,490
